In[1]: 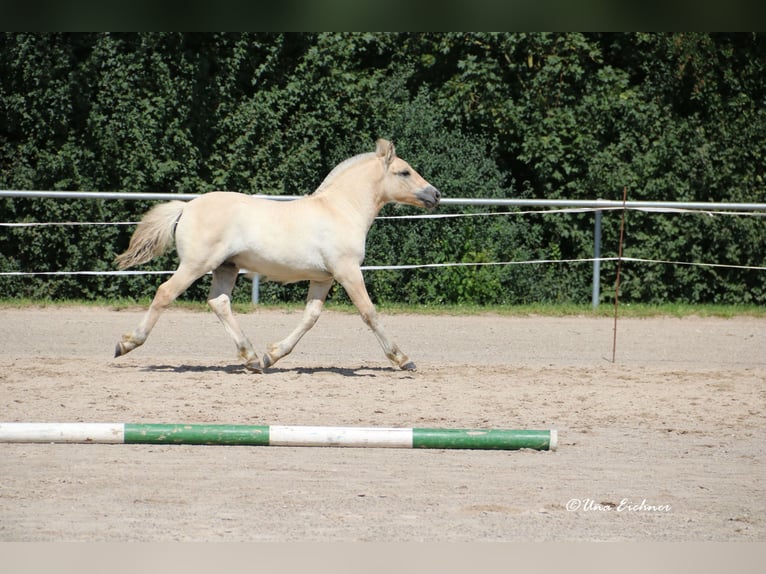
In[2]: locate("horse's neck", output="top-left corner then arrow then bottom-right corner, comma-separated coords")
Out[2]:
313,159 -> 386,227
314,152 -> 375,195
317,180 -> 384,230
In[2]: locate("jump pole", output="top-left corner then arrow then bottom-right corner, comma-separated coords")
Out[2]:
0,423 -> 557,451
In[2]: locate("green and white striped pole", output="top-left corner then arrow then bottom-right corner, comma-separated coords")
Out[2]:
0,423 -> 557,451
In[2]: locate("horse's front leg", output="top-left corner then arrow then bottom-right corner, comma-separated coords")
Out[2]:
336,266 -> 416,371
260,278 -> 333,370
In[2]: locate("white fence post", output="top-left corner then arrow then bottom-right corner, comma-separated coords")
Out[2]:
592,209 -> 602,309
251,274 -> 260,305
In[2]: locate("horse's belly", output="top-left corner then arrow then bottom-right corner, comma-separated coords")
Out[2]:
231,251 -> 333,284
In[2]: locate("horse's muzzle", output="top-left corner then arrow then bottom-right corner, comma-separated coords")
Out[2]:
418,185 -> 441,209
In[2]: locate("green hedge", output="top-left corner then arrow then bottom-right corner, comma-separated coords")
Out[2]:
1,33 -> 764,305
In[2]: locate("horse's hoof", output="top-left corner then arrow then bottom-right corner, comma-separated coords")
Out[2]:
244,362 -> 263,374
401,361 -> 417,371
114,342 -> 124,358
259,354 -> 273,371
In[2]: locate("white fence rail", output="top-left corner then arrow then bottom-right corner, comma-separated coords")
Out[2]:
2,190 -> 765,307
3,189 -> 766,211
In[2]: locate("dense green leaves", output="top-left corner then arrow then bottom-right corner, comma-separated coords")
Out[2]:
1,33 -> 764,305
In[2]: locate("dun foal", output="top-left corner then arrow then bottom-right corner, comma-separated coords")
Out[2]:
114,139 -> 441,372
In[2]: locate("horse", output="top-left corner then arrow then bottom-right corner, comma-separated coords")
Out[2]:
113,139 -> 441,372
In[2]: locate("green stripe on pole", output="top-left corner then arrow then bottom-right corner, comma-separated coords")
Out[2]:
124,423 -> 270,446
413,428 -> 554,450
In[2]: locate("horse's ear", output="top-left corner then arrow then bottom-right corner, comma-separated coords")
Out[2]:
375,138 -> 396,169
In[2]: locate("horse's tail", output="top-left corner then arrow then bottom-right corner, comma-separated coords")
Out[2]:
114,200 -> 186,270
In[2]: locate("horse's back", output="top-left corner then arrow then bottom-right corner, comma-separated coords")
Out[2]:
187,190 -> 264,213
175,191 -> 341,282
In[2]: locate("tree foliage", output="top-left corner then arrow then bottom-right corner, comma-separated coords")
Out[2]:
1,32 -> 764,304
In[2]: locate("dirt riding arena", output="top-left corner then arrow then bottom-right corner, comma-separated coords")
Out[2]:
0,305 -> 763,541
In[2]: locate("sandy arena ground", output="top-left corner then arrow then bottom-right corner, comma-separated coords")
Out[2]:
0,305 -> 763,541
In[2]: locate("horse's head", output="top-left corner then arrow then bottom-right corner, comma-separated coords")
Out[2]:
375,139 -> 441,210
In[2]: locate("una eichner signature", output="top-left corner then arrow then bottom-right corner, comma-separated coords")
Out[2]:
566,498 -> 672,512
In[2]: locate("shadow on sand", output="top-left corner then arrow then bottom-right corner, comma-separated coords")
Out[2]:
136,363 -> 409,378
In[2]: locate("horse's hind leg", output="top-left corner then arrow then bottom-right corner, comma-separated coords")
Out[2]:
261,278 -> 333,370
207,263 -> 260,371
115,263 -> 201,358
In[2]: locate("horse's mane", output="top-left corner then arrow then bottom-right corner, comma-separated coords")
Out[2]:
311,152 -> 375,196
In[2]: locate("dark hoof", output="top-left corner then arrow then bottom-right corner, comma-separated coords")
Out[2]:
259,354 -> 273,371
244,362 -> 263,374
114,342 -> 124,358
401,361 -> 417,371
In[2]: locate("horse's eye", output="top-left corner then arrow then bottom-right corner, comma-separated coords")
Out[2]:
397,169 -> 411,177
